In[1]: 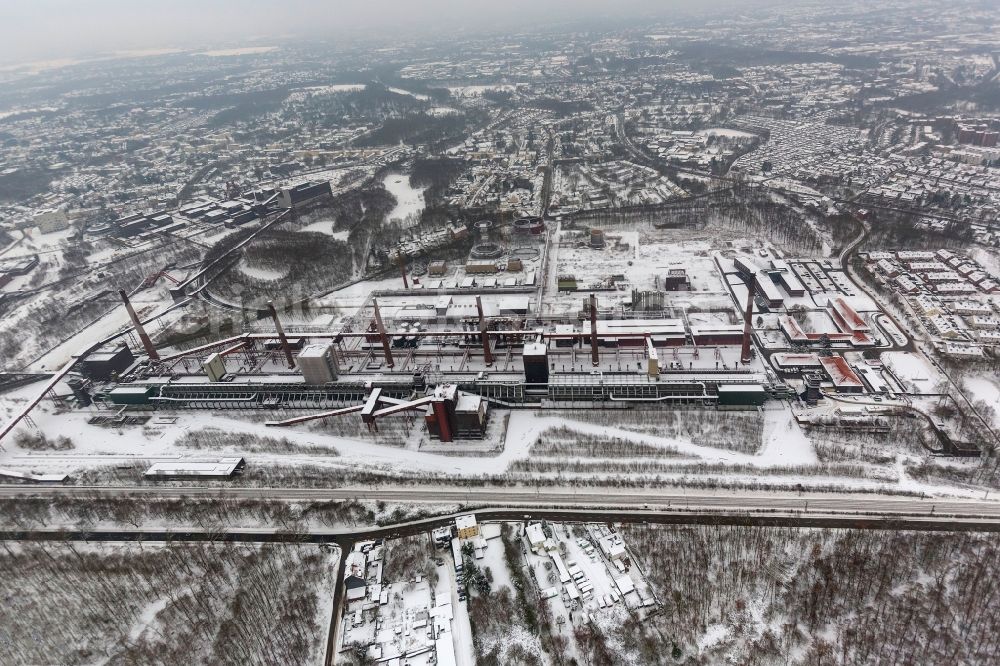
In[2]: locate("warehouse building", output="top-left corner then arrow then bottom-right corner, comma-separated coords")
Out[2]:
597,319 -> 686,347
716,384 -> 768,406
690,324 -> 745,346
819,356 -> 864,393
278,181 -> 332,209
79,345 -> 135,381
144,457 -> 246,480
770,259 -> 806,296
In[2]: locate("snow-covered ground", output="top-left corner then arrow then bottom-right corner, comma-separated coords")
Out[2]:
195,46 -> 277,57
882,351 -> 940,394
963,375 -> 1000,426
382,172 -> 426,226
699,128 -> 756,139
387,87 -> 430,101
298,219 -> 350,240
446,85 -> 517,97
237,258 -> 289,280
758,406 -> 818,466
0,384 -> 982,498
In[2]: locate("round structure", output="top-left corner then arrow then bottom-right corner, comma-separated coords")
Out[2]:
589,228 -> 606,249
470,241 -> 504,259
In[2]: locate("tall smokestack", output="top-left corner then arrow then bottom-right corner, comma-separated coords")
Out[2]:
118,289 -> 159,361
372,299 -> 394,368
589,293 -> 600,367
267,300 -> 296,369
476,296 -> 494,366
397,253 -> 408,289
741,273 -> 757,364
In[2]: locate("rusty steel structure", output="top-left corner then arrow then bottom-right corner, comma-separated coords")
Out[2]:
476,296 -> 494,367
371,299 -> 395,369
266,300 -> 296,369
589,293 -> 600,366
741,273 -> 757,364
118,289 -> 160,361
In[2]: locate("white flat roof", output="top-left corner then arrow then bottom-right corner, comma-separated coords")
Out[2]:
524,342 -> 547,355
717,384 -> 766,393
298,343 -> 332,358
597,319 -> 685,335
455,514 -> 477,530
145,457 -> 244,477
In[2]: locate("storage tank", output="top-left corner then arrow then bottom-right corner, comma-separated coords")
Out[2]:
589,229 -> 605,249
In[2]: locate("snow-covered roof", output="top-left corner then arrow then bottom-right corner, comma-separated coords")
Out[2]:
527,523 -> 546,545
144,457 -> 244,478
524,341 -> 547,356
455,514 -> 477,531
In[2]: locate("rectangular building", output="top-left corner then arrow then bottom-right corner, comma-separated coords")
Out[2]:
80,345 -> 135,381
819,356 -> 864,393
690,324 -> 745,346
455,514 -> 479,539
144,457 -> 245,480
717,384 -> 767,406
597,319 -> 686,347
297,343 -> 338,384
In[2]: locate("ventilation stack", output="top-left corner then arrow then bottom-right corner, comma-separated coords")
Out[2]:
118,289 -> 159,361
741,273 -> 757,364
267,300 -> 296,369
589,293 -> 600,366
476,296 -> 494,366
372,299 -> 394,369
397,253 -> 409,289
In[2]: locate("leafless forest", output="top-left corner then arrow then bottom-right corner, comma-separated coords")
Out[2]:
0,494 -> 374,530
617,525 -> 1000,665
0,541 -> 336,665
467,525 -> 547,665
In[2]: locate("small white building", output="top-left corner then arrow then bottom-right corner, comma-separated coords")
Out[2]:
455,514 -> 479,539
599,534 -> 628,562
526,523 -> 546,550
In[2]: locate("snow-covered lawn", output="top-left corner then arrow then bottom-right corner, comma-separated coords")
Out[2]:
382,172 -> 426,225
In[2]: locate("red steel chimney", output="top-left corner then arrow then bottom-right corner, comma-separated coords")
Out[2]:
118,289 -> 159,361
397,253 -> 409,289
267,300 -> 296,369
590,293 -> 600,366
741,273 -> 757,364
476,296 -> 494,366
372,299 -> 394,368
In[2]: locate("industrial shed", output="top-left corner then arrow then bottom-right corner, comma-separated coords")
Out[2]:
144,457 -> 246,480
716,384 -> 768,406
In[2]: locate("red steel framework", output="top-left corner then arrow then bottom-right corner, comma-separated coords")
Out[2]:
741,273 -> 757,364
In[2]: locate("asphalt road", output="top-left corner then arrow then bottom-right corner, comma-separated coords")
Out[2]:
2,484 -> 999,520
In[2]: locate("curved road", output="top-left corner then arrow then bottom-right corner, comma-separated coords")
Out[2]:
837,216 -> 915,354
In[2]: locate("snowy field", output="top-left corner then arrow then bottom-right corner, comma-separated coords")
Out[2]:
298,219 -> 351,240
963,375 -> 1000,426
882,351 -> 940,394
0,373 -> 981,499
382,171 -> 427,226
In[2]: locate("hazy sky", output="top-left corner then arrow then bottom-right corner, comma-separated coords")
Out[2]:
0,0 -> 751,65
